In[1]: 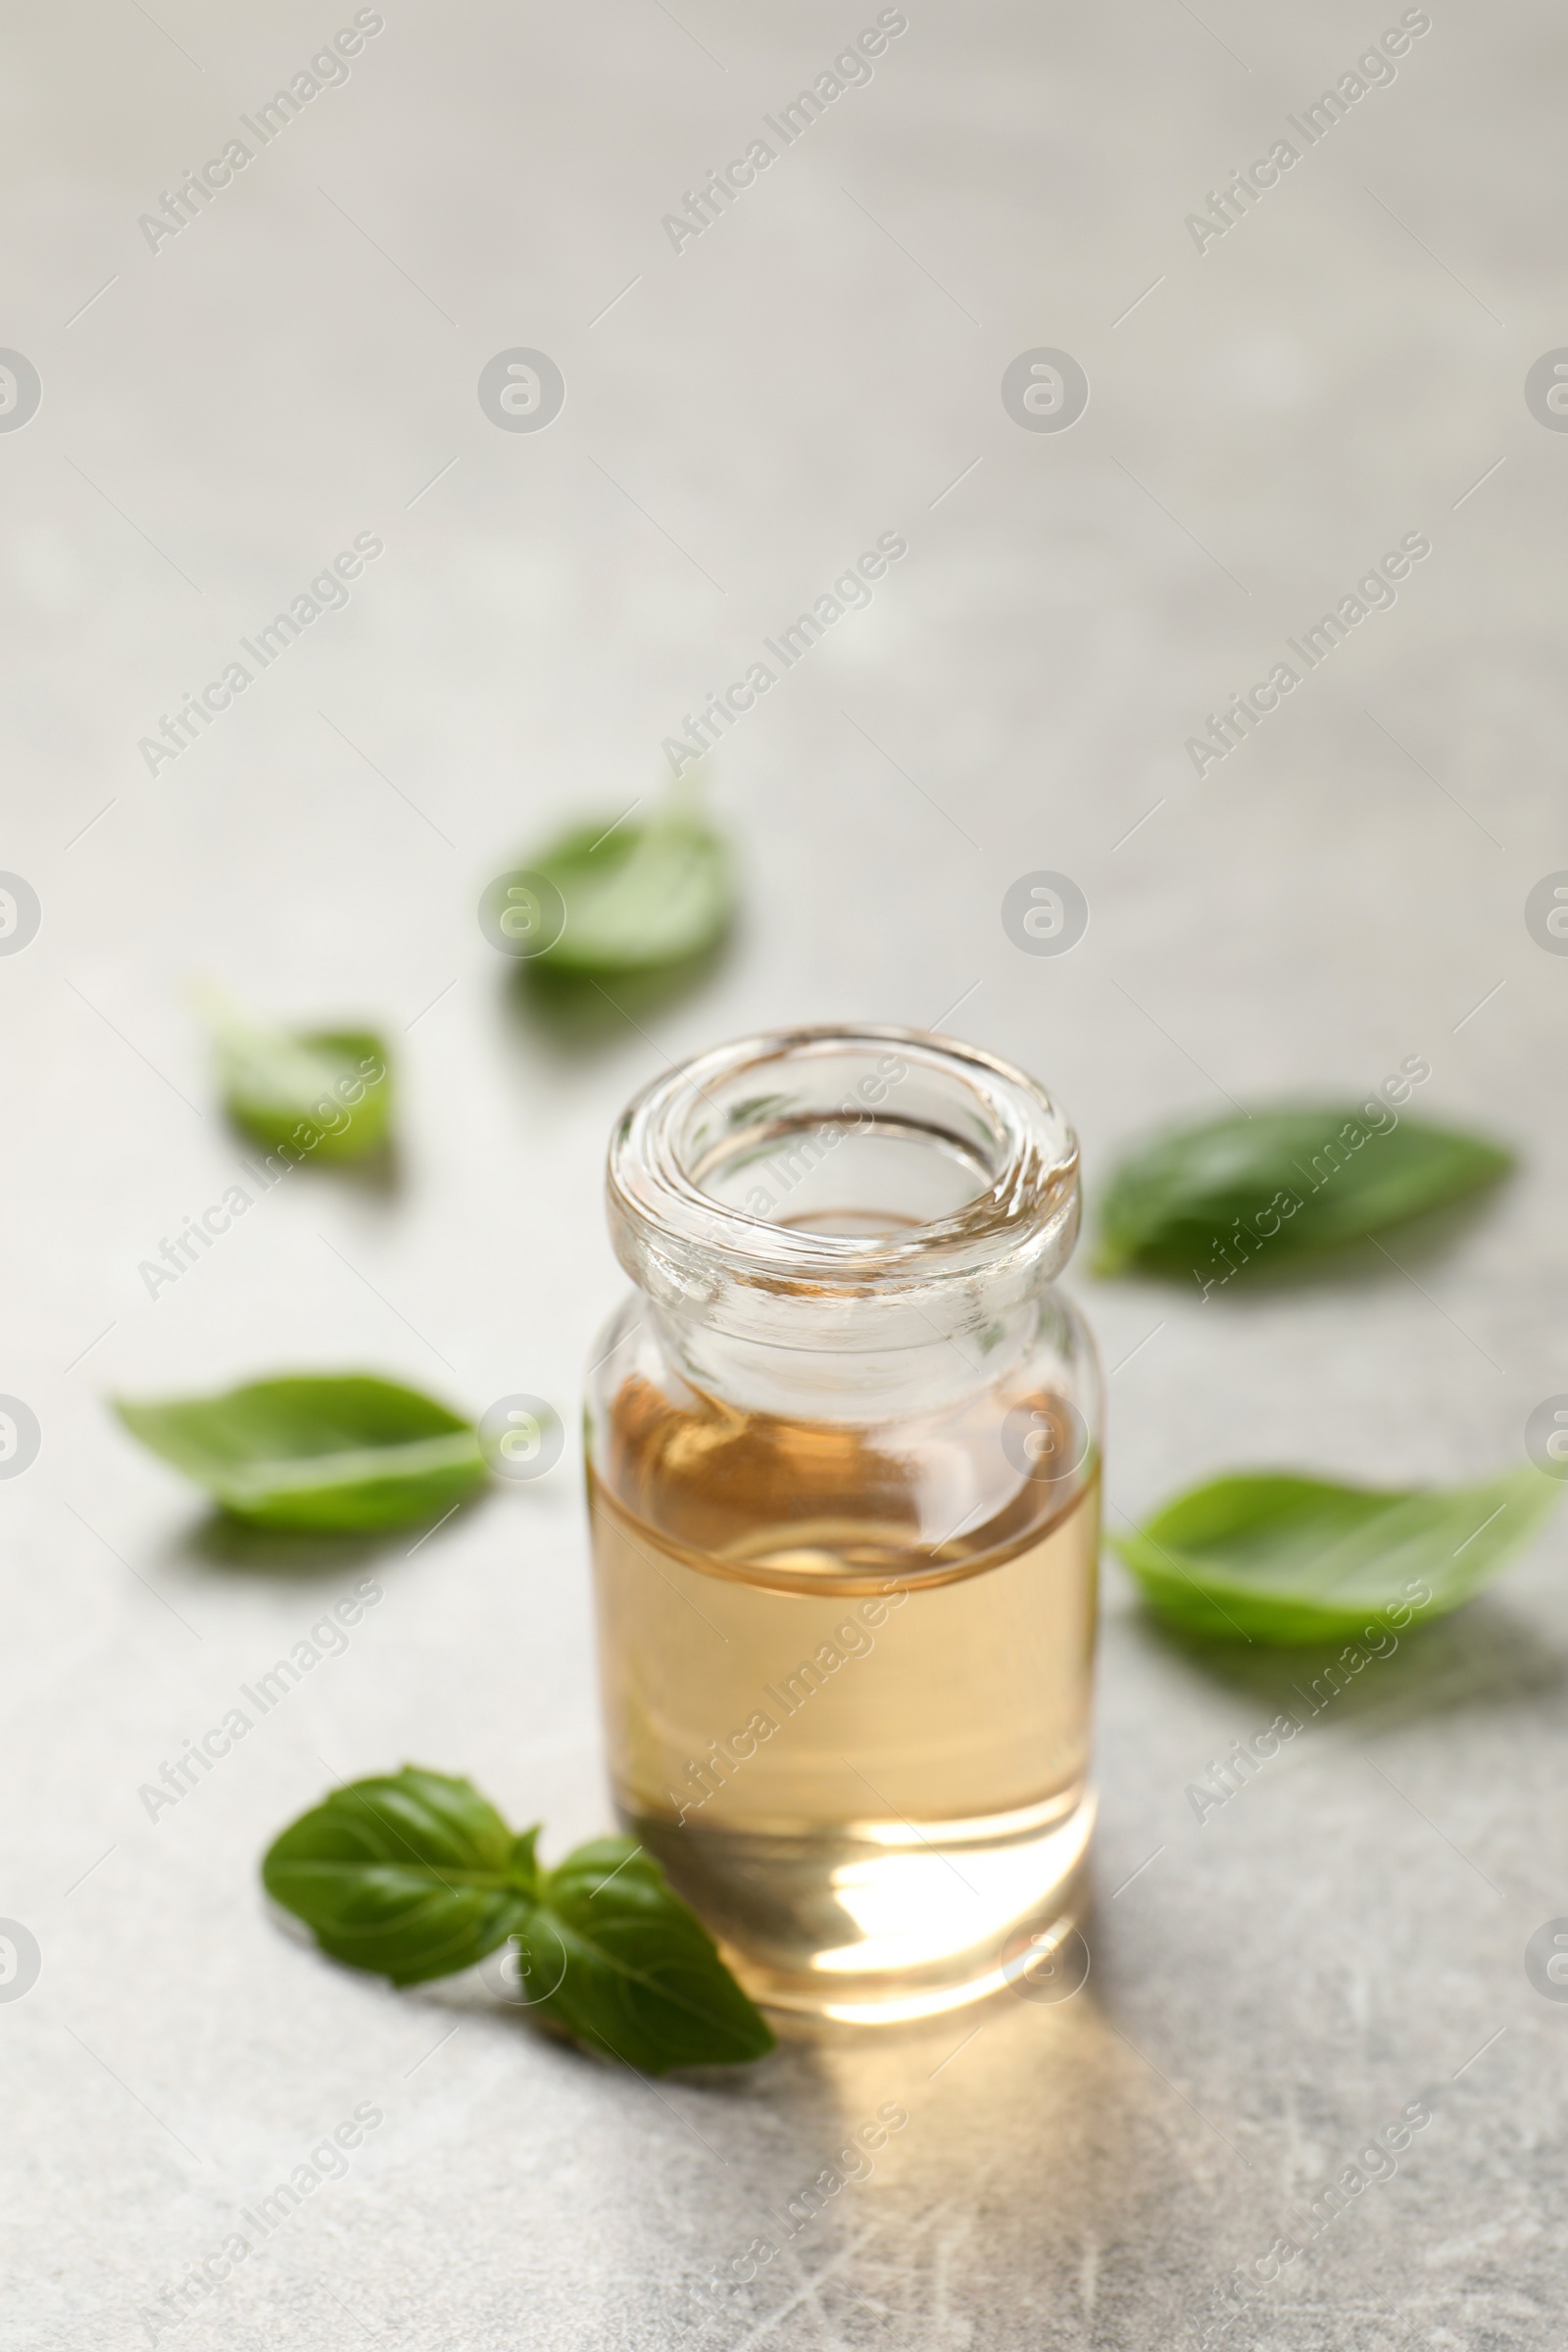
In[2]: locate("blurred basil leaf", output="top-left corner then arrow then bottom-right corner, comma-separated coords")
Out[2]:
198,983 -> 392,1161
263,1768 -> 776,2072
1110,1464 -> 1560,1644
113,1373 -> 484,1531
1093,1104 -> 1512,1282
530,793 -> 730,975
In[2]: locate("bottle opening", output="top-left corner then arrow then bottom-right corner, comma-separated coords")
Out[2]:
608,1026 -> 1080,1343
687,1076 -> 996,1239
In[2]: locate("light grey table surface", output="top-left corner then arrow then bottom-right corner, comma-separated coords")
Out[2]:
5,1 -> 1567,2345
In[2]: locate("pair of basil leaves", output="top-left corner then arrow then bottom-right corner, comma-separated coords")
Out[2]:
264,1767 -> 772,2075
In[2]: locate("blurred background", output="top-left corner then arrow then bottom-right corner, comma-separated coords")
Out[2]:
5,2 -> 1567,2345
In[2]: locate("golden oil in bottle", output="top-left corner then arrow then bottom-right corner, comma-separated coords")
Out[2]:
586,1028 -> 1101,2022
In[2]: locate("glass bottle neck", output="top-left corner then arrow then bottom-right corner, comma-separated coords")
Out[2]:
649,1289 -> 1065,1424
607,1025 -> 1083,1362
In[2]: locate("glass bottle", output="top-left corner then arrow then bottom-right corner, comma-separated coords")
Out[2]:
583,1026 -> 1101,2025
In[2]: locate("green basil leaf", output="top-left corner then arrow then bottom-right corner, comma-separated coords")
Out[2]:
262,1768 -> 538,1985
531,796 -> 730,975
1094,1105 -> 1512,1281
525,1838 -> 776,2074
1111,1464 -> 1561,1644
199,985 -> 392,1161
113,1373 -> 485,1531
262,1780 -> 776,2071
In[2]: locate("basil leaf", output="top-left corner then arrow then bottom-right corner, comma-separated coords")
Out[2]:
262,1768 -> 538,1985
1094,1105 -> 1512,1281
199,985 -> 392,1161
113,1373 -> 485,1531
525,1838 -> 776,2075
262,1775 -> 776,2072
530,796 -> 730,975
1111,1464 -> 1560,1644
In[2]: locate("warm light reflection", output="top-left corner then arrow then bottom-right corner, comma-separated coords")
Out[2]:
810,1795 -> 1096,1978
817,1968 -> 1018,2026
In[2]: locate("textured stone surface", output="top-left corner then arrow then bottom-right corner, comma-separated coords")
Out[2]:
3,1 -> 1565,2345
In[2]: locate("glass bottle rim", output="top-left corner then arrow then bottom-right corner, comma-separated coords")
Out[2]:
606,1024 -> 1080,1342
